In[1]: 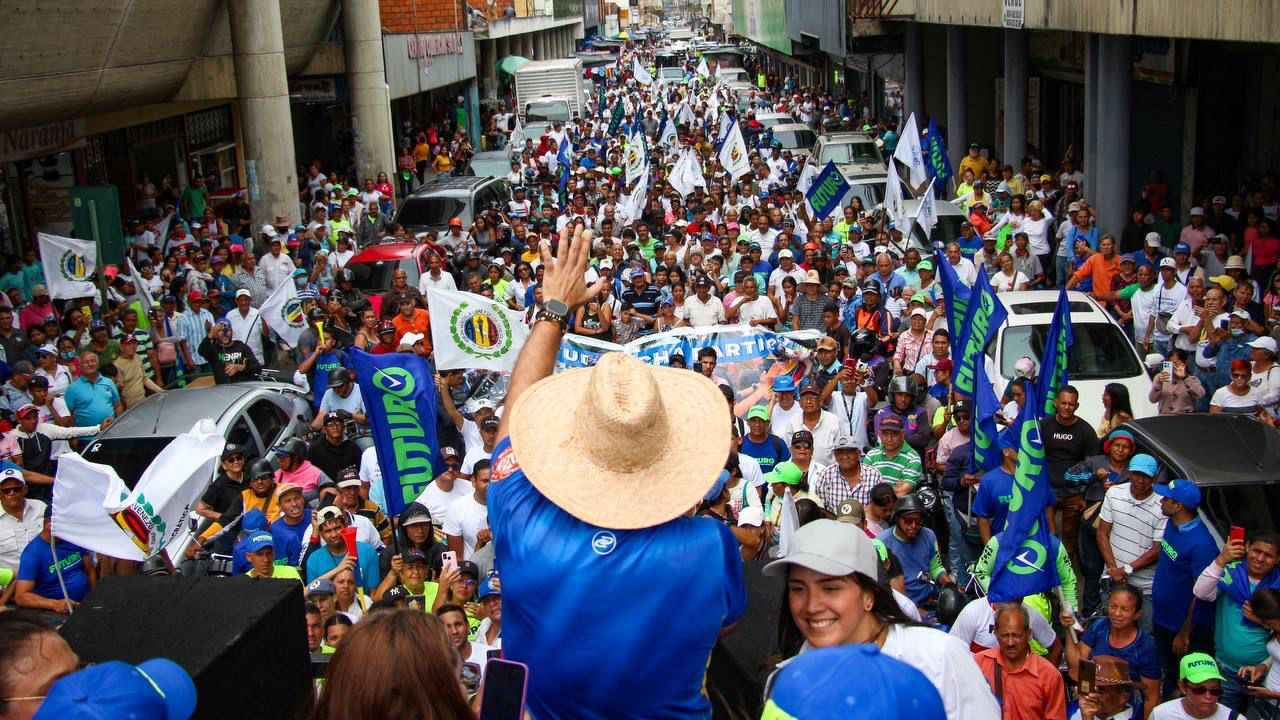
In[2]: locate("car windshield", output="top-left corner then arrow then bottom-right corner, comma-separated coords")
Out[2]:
659,67 -> 684,78
526,101 -> 570,122
757,115 -> 789,129
820,141 -> 880,165
345,257 -> 419,291
999,323 -> 1143,380
396,197 -> 465,228
774,129 -> 816,150
840,181 -> 885,209
908,213 -> 965,249
82,437 -> 179,486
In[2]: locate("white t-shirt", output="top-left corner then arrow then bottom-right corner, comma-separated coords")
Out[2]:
826,389 -> 871,451
948,600 -> 1057,651
990,270 -> 1029,293
415,479 -> 473,532
1210,385 -> 1260,414
783,411 -> 842,468
358,445 -> 385,512
681,294 -> 726,327
767,266 -> 806,296
879,624 -> 1002,720
735,296 -> 777,325
1098,484 -> 1167,591
461,444 -> 495,476
461,639 -> 492,676
442,494 -> 488,560
769,402 -> 802,439
418,270 -> 457,293
1149,699 -> 1233,719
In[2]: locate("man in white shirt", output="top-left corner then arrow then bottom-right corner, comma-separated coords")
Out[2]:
461,416 -> 500,478
1149,653 -> 1233,719
680,275 -> 726,327
944,242 -> 978,286
225,289 -> 265,363
746,214 -> 780,255
418,253 -> 457,293
444,460 -> 491,561
1098,453 -> 1166,619
767,249 -> 807,297
783,385 -> 843,467
414,451 -> 472,532
732,277 -> 778,328
259,236 -> 296,292
0,468 -> 44,577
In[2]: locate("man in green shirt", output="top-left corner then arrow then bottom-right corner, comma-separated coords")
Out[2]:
180,175 -> 208,221
863,414 -> 923,495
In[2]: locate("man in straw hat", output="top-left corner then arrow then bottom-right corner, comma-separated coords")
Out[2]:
489,224 -> 747,719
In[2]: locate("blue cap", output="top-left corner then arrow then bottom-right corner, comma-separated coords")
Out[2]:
772,375 -> 797,393
997,426 -> 1020,451
292,268 -> 307,277
1155,478 -> 1202,510
34,658 -> 197,720
763,644 -> 945,720
241,531 -> 274,553
90,320 -> 106,331
478,576 -> 502,600
161,294 -> 177,304
1128,453 -> 1159,477
703,470 -> 730,503
241,508 -> 268,533
1174,241 -> 1191,254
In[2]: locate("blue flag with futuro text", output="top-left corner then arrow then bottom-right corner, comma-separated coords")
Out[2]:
923,118 -> 953,184
804,161 -> 850,221
935,250 -> 971,361
1035,287 -> 1074,416
951,265 -> 1007,400
987,392 -> 1060,603
970,351 -> 1003,474
351,349 -> 443,517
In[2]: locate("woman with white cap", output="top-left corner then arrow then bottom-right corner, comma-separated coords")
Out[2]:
765,519 -> 1000,719
1250,336 -> 1280,418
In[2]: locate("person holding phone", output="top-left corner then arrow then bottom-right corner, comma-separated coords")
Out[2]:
1149,349 -> 1206,415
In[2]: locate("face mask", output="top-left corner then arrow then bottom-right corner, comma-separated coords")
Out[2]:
60,351 -> 76,360
1231,328 -> 1244,337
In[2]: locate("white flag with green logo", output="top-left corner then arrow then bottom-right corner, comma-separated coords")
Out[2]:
428,288 -> 530,372
260,278 -> 307,348
38,232 -> 97,300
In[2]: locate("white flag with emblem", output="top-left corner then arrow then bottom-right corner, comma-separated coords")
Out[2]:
427,288 -> 530,371
625,128 -> 646,185
893,112 -> 928,187
38,233 -> 97,300
259,276 -> 307,347
633,58 -> 653,85
622,166 -> 649,226
54,420 -> 224,561
718,120 -> 751,180
659,114 -> 678,149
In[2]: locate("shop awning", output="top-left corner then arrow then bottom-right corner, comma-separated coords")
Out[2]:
497,56 -> 530,75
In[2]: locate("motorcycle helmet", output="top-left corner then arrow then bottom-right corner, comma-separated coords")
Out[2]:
327,367 -> 352,389
272,437 -> 308,461
849,328 -> 878,359
890,494 -> 926,524
887,376 -> 917,399
248,458 -> 275,480
935,586 -> 967,628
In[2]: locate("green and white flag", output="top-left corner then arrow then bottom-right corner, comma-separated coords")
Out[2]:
427,288 -> 529,372
38,232 -> 96,300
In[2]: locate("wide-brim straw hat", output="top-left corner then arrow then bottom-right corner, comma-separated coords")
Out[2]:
508,352 -> 731,530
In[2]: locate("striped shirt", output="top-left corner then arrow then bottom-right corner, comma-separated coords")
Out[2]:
812,462 -> 883,509
1099,484 -> 1167,591
864,445 -> 924,490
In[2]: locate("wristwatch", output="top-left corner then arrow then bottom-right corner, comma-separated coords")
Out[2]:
536,299 -> 570,331
1122,563 -> 1134,576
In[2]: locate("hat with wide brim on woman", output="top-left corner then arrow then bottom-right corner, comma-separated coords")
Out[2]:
508,352 -> 731,530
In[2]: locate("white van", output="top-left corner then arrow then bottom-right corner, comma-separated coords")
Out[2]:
989,291 -> 1158,428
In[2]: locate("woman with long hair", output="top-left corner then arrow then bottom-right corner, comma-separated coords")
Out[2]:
1097,382 -> 1135,437
311,609 -> 472,720
352,308 -> 379,351
766,519 -> 999,718
1149,348 -> 1205,415
506,262 -> 536,310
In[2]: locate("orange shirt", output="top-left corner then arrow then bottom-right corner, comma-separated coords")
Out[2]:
1072,252 -> 1121,301
974,648 -> 1067,720
392,309 -> 431,351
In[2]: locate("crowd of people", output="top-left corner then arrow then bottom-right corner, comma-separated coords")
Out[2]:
3,30 -> 1280,720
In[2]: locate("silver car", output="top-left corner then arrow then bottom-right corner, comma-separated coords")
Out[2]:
81,382 -> 314,485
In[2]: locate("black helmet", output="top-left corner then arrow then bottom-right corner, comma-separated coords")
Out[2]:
935,586 -> 967,628
327,367 -> 351,388
273,437 -> 308,460
248,458 -> 275,480
849,328 -> 878,359
888,376 -> 917,398
890,494 -> 926,523
860,280 -> 882,296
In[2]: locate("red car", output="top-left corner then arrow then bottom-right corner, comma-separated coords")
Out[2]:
343,241 -> 434,317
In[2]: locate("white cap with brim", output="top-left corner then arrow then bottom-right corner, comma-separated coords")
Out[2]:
762,519 -> 880,579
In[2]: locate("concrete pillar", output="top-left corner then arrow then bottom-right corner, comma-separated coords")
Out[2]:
1084,34 -> 1099,194
1095,35 -> 1132,236
343,0 -> 395,184
903,23 -> 923,125
497,35 -> 510,62
522,33 -> 534,61
535,31 -> 547,61
945,26 -> 967,179
1002,29 -> 1028,168
482,39 -> 498,99
227,0 -> 298,238
468,81 -> 481,147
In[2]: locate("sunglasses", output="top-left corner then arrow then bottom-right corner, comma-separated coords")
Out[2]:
792,442 -> 812,450
0,486 -> 25,495
225,455 -> 245,463
1185,684 -> 1223,697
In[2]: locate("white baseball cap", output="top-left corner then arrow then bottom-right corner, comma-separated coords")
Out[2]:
1249,336 -> 1278,354
399,332 -> 425,347
762,519 -> 880,579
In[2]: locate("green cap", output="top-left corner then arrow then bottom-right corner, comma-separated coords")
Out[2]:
1179,653 -> 1224,684
746,405 -> 770,422
917,259 -> 933,272
768,461 -> 803,486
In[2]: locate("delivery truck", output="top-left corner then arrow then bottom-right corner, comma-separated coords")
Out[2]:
514,58 -> 586,121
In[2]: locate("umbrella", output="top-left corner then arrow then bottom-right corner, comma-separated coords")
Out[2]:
616,31 -> 631,41
497,56 -> 530,75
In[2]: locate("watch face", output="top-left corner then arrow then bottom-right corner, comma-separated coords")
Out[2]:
545,299 -> 569,315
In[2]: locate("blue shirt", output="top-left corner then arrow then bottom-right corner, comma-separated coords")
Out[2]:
1081,618 -> 1160,715
877,526 -> 943,603
304,540 -> 382,594
738,434 -> 790,475
18,535 -> 90,602
488,437 -> 746,719
1151,517 -> 1218,633
64,374 -> 119,427
620,284 -> 661,318
971,467 -> 1016,533
271,510 -> 312,566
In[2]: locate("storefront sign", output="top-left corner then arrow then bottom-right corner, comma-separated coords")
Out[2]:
1002,0 -> 1024,29
0,121 -> 85,164
407,32 -> 463,64
289,78 -> 338,104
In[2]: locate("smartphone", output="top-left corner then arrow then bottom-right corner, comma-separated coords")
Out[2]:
1230,525 -> 1246,545
1078,660 -> 1097,695
407,595 -> 425,611
1162,361 -> 1173,375
441,550 -> 458,574
479,659 -> 528,720
843,358 -> 859,371
486,648 -> 503,661
1220,318 -> 1230,330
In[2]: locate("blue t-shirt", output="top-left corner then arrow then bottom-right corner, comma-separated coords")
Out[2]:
304,541 -> 382,593
18,535 -> 90,602
1151,518 -> 1218,633
738,434 -> 790,475
271,510 -> 312,566
1081,617 -> 1160,683
308,351 -> 350,410
64,375 -> 119,427
488,437 -> 747,719
877,526 -> 943,604
971,467 -> 1053,535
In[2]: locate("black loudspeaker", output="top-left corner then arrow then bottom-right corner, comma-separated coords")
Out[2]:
59,575 -> 312,720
